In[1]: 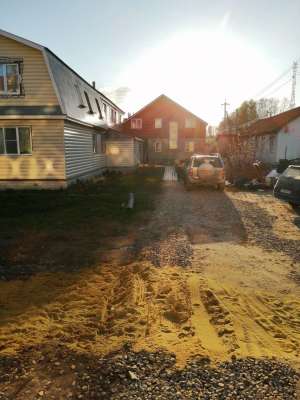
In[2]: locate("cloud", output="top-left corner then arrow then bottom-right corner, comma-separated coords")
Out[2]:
101,86 -> 131,107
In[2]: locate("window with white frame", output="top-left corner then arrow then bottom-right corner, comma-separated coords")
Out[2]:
185,118 -> 196,128
0,127 -> 32,155
154,118 -> 162,128
92,133 -> 102,154
185,141 -> 195,152
154,141 -> 162,152
0,63 -> 21,95
131,118 -> 142,129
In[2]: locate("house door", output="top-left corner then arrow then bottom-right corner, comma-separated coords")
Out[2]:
169,121 -> 178,150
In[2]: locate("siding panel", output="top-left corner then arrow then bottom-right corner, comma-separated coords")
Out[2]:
64,122 -> 105,179
0,119 -> 65,180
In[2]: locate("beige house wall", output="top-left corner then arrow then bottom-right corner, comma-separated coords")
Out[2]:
0,119 -> 66,188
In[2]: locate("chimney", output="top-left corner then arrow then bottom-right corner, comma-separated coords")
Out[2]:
92,81 -> 96,89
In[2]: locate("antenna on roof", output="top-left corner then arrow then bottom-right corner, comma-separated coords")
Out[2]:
290,61 -> 298,109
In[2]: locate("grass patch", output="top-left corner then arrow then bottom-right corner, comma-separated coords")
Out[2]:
0,167 -> 163,271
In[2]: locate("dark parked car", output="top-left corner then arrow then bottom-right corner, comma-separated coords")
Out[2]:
274,165 -> 300,206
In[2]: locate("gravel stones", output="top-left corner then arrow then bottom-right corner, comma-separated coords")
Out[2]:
0,346 -> 299,399
71,350 -> 298,400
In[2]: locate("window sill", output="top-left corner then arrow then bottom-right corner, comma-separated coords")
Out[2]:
0,153 -> 32,156
0,94 -> 25,98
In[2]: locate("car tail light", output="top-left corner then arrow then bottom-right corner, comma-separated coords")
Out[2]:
188,168 -> 193,177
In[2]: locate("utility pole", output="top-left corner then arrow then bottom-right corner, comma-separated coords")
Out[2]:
221,98 -> 230,131
290,61 -> 298,109
221,98 -> 230,121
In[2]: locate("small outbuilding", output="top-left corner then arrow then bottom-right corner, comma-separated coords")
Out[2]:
105,130 -> 143,170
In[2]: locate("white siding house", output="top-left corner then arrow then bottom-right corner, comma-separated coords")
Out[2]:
276,117 -> 300,161
243,107 -> 300,165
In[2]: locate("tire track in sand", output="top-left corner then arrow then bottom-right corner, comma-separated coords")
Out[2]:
186,274 -> 227,359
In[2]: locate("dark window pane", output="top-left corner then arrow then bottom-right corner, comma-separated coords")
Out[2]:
5,128 -> 18,154
19,127 -> 32,154
5,140 -> 18,154
6,64 -> 19,93
5,128 -> 17,141
0,129 -> 4,153
92,134 -> 97,153
96,134 -> 101,153
0,64 -> 4,92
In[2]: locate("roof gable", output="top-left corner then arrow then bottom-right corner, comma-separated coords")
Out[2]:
0,29 -> 43,51
125,94 -> 207,125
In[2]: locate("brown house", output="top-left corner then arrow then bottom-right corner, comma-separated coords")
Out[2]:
121,95 -> 207,164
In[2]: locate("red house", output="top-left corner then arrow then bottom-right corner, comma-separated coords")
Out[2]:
121,94 -> 207,164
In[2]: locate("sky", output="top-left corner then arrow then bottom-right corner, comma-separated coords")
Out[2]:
1,0 -> 300,125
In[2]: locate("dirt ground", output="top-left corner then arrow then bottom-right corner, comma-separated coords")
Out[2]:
1,181 -> 300,399
120,182 -> 300,367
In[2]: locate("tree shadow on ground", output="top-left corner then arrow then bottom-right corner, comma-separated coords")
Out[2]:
130,183 -> 248,267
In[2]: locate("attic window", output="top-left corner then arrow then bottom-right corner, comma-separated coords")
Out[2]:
103,103 -> 107,117
0,62 -> 21,96
95,99 -> 103,119
111,109 -> 117,123
131,118 -> 142,129
185,118 -> 196,128
74,83 -> 85,108
84,91 -> 94,114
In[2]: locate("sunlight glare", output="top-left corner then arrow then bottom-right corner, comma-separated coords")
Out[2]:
116,29 -> 275,125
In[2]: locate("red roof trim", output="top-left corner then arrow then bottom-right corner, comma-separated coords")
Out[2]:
245,106 -> 300,137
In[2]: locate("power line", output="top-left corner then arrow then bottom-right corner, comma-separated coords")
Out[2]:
290,61 -> 298,108
253,65 -> 292,99
252,56 -> 300,99
259,78 -> 292,98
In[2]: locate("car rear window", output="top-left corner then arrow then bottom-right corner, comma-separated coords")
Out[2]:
283,166 -> 300,179
192,157 -> 223,168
